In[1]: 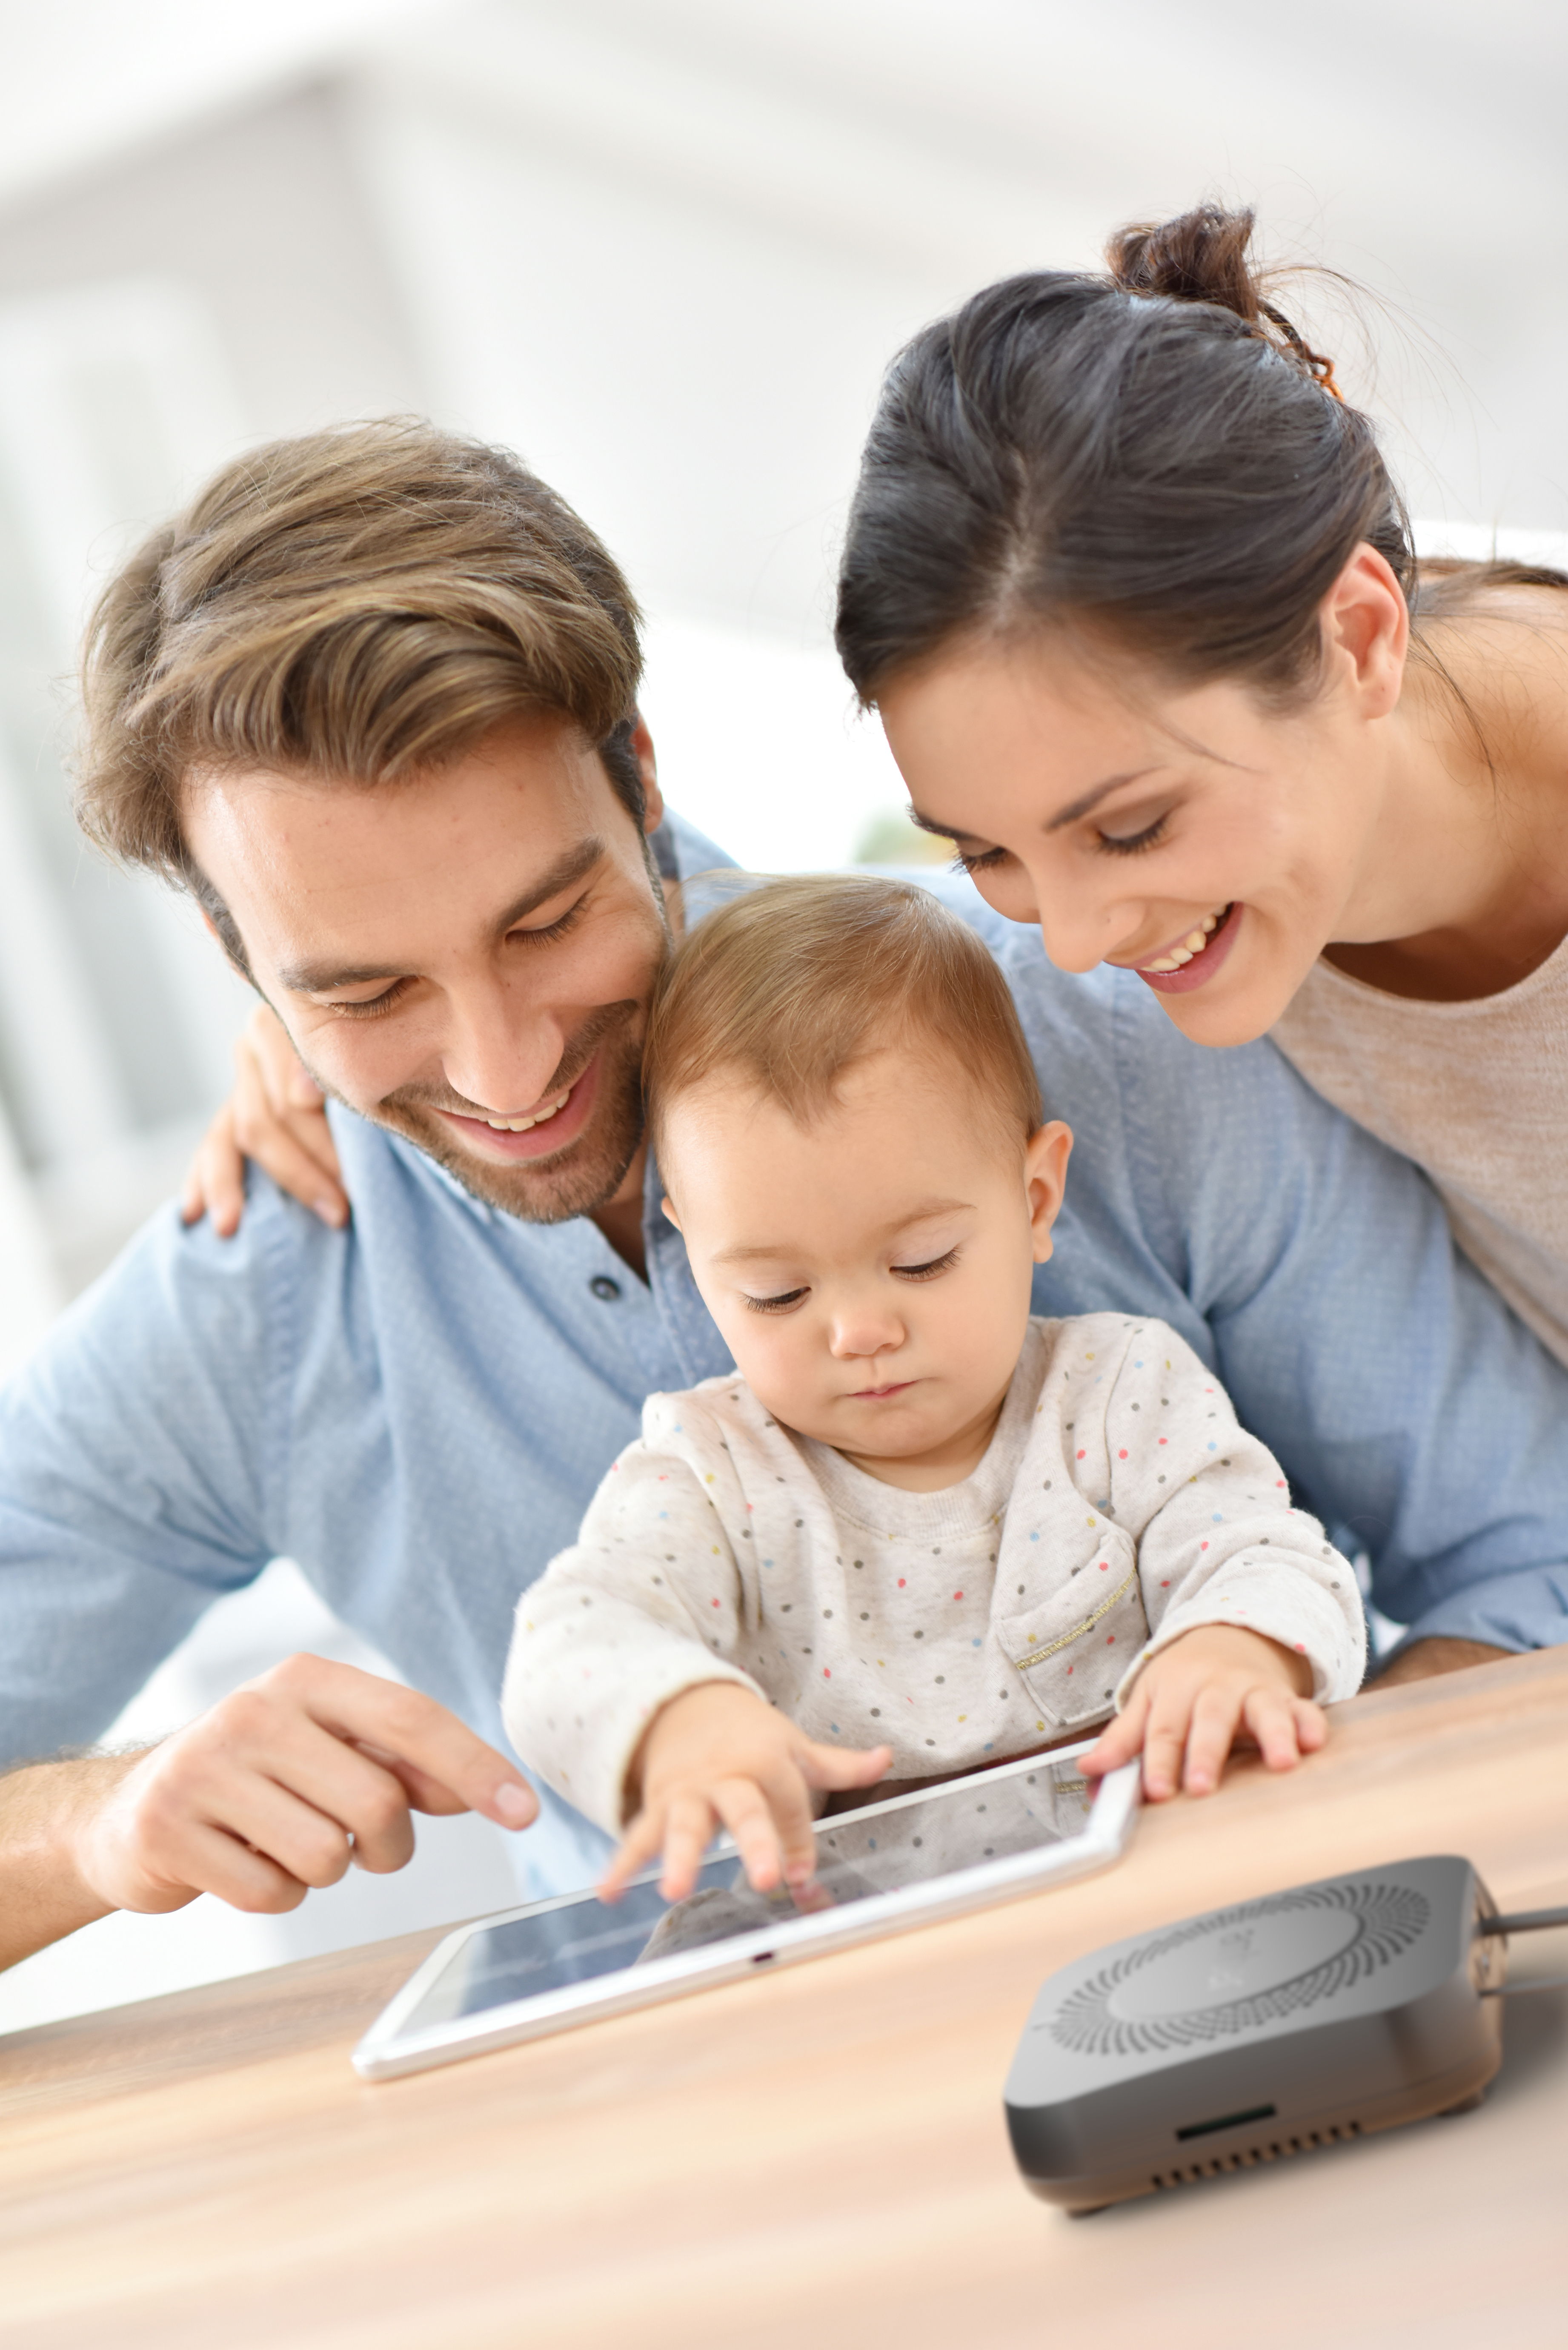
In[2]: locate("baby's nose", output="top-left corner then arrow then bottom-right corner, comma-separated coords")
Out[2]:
829,1308 -> 905,1359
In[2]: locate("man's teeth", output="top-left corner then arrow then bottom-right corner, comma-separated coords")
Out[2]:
1142,910 -> 1222,973
482,1089 -> 571,1133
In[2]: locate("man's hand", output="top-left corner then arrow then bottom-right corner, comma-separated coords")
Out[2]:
1082,1624 -> 1326,1802
601,1682 -> 890,1904
181,1004 -> 347,1237
1,1655 -> 535,1969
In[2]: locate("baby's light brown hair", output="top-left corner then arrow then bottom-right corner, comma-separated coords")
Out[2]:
645,874 -> 1043,1171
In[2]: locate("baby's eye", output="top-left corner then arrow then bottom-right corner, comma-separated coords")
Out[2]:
891,1248 -> 959,1282
742,1286 -> 809,1315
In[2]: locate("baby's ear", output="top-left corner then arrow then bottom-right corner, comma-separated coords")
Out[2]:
1024,1121 -> 1073,1262
660,1194 -> 683,1232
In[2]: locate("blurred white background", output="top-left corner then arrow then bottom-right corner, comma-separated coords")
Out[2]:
2,0 -> 1565,2032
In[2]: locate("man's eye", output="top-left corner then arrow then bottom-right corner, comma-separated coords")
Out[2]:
742,1287 -> 809,1315
325,977 -> 414,1019
513,897 -> 588,946
891,1248 -> 959,1281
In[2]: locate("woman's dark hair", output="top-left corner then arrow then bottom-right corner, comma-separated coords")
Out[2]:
835,203 -> 1414,704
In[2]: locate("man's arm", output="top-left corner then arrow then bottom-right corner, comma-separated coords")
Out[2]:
0,1659 -> 535,1970
0,1753 -> 134,1968
1099,974 -> 1568,1661
1375,1637 -> 1506,1684
0,1178 -> 538,1969
958,896 -> 1568,1667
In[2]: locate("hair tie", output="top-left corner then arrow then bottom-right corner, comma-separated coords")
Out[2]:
1258,299 -> 1343,401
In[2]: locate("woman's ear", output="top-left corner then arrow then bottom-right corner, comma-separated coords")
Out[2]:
1322,544 -> 1409,719
1024,1121 -> 1073,1262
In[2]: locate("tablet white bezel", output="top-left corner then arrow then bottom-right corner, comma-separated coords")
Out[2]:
352,1744 -> 1140,2081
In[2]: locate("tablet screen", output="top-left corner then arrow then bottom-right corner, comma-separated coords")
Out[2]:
397,1754 -> 1092,2035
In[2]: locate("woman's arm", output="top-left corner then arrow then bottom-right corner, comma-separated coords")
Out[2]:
182,1005 -> 348,1235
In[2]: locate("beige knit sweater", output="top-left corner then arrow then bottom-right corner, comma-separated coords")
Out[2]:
1270,936 -> 1568,1365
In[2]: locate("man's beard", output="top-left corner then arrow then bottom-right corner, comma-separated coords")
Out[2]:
363,998 -> 649,1224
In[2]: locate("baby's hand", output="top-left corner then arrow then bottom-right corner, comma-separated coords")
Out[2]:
1081,1624 -> 1326,1801
601,1683 -> 891,1903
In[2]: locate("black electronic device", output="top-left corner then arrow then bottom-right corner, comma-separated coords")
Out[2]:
1005,1854 -> 1515,2212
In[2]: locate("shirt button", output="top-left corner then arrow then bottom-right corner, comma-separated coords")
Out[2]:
589,1275 -> 621,1302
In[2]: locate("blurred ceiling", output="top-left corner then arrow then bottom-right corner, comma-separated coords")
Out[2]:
4,0 -> 1560,275
2,0 -> 1562,533
0,0 -> 456,205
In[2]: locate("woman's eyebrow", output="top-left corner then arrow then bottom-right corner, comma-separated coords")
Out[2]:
1043,769 -> 1162,831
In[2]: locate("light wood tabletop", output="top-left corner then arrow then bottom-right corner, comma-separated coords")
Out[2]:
5,1649 -> 1568,2350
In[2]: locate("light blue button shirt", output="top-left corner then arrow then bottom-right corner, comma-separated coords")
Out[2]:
4,813 -> 1567,1895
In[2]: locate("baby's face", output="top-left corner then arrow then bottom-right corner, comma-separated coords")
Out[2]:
661,1046 -> 1070,1486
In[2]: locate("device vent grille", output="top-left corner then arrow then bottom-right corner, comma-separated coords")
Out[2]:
1051,1881 -> 1430,2056
1149,2119 -> 1363,2191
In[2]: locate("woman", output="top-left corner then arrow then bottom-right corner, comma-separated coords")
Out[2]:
835,203 -> 1568,1366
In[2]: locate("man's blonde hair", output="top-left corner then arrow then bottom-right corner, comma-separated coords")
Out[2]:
645,875 -> 1043,1166
75,417 -> 644,968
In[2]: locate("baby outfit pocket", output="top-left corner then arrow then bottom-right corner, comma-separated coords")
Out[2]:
997,1530 -> 1150,1730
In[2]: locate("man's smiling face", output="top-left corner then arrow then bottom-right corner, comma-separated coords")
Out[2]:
182,714 -> 672,1223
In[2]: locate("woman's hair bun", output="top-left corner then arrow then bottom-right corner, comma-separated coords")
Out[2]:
1107,202 -> 1339,391
1106,202 -> 1264,324
836,198 -> 1406,711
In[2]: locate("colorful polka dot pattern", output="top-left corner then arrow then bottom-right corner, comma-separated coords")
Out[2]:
502,1312 -> 1367,1833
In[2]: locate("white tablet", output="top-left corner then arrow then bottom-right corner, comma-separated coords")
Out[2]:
353,1744 -> 1141,2080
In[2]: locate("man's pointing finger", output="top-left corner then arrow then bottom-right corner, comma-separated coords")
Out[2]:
265,1658 -> 538,1831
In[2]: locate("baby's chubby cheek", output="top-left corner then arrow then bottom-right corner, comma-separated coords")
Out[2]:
719,1326 -> 824,1433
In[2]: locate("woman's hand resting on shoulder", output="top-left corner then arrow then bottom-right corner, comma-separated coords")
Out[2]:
601,1682 -> 891,1904
182,1004 -> 349,1236
1083,1623 -> 1326,1801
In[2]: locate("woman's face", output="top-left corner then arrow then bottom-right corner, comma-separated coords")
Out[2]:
877,630 -> 1389,1048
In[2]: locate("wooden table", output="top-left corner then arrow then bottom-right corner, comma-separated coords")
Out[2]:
5,1651 -> 1568,2350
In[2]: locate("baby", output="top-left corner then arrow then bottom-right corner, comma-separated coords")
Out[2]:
502,876 -> 1365,1901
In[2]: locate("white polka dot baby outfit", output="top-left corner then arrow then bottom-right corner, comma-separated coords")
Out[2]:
501,1314 -> 1366,1832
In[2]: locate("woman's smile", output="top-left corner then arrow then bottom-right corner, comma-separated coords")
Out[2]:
1129,905 -> 1227,972
1122,902 -> 1242,995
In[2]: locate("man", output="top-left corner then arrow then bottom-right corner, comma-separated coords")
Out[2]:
3,418 -> 1565,1972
